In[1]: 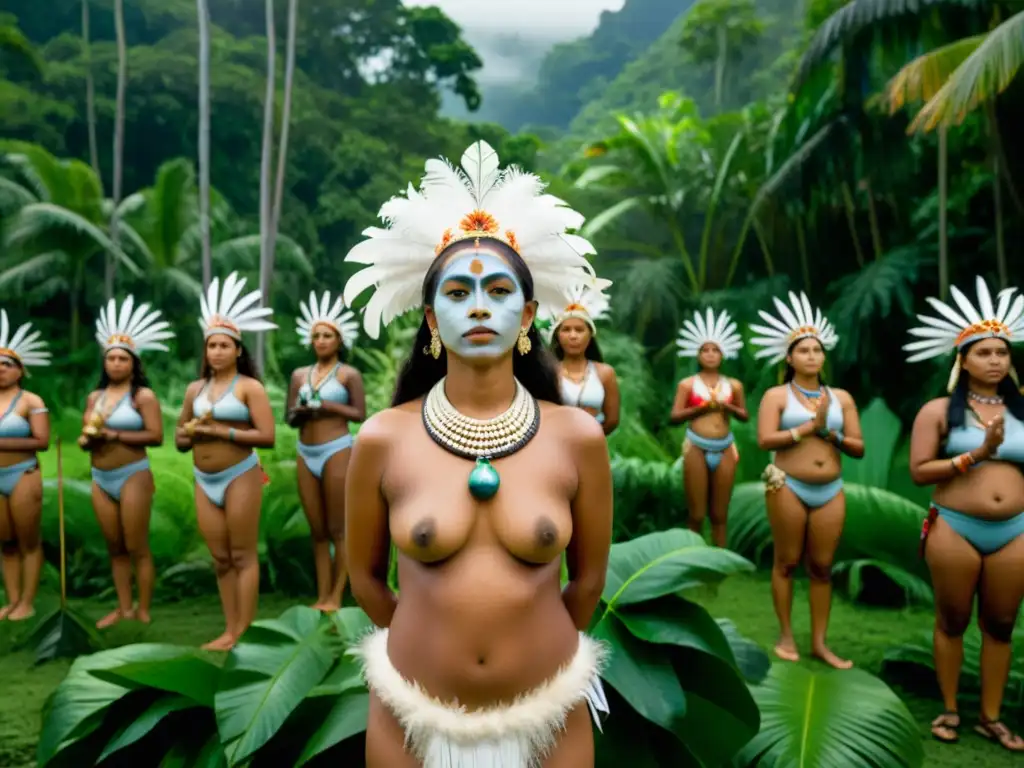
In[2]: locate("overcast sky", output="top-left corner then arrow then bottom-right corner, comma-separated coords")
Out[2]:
404,0 -> 626,84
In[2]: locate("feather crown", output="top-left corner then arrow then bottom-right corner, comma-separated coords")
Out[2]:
199,272 -> 277,340
904,276 -> 1024,364
749,291 -> 838,365
342,141 -> 597,339
296,291 -> 359,350
0,310 -> 49,368
677,308 -> 743,360
95,296 -> 174,355
542,278 -> 613,333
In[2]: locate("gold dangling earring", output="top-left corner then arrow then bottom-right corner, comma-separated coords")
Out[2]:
946,354 -> 962,394
423,327 -> 442,359
516,326 -> 532,355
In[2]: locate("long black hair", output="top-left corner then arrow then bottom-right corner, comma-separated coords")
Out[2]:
550,321 -> 604,362
391,238 -> 562,406
201,338 -> 262,382
95,349 -> 151,399
947,338 -> 1024,427
783,337 -> 827,385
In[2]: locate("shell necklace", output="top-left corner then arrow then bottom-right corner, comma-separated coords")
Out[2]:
422,377 -> 540,501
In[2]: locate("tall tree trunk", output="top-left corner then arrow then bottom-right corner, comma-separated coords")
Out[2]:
255,0 -> 276,372
986,103 -> 1008,288
839,182 -> 865,267
106,0 -> 127,300
197,0 -> 212,290
938,126 -> 949,298
266,0 -> 297,296
714,24 -> 726,110
82,0 -> 100,181
795,215 -> 810,290
863,178 -> 883,260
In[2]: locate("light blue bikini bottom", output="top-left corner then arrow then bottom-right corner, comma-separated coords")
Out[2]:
685,429 -> 735,472
194,452 -> 259,509
0,459 -> 37,498
92,457 -> 150,502
297,433 -> 353,480
933,502 -> 1024,555
785,475 -> 844,509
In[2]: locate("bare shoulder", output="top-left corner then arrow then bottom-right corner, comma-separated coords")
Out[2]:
545,403 -> 605,445
678,375 -> 694,390
594,361 -> 616,381
339,363 -> 362,382
917,397 -> 949,419
85,389 -> 102,406
354,407 -> 409,450
829,387 -> 856,406
238,375 -> 266,393
134,387 -> 158,404
184,379 -> 205,398
23,390 -> 46,409
290,365 -> 310,382
761,385 -> 787,403
728,377 -> 744,392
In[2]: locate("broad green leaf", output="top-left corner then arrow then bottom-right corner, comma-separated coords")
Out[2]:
95,652 -> 220,706
841,398 -> 900,487
23,605 -> 104,664
99,695 -> 198,761
609,596 -> 736,664
216,607 -> 336,766
592,612 -> 687,729
307,654 -> 365,698
296,692 -> 370,766
327,606 -> 374,642
726,482 -> 773,563
835,559 -> 933,606
159,726 -> 226,768
736,664 -> 924,768
603,528 -> 754,607
715,619 -> 771,684
38,644 -> 197,766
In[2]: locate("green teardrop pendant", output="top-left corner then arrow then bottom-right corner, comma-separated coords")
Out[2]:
468,457 -> 500,501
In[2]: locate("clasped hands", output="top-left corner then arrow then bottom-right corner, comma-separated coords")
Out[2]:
181,413 -> 229,440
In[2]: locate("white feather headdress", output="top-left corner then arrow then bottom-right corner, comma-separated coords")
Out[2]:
903,275 -> 1024,391
541,277 -> 613,335
749,291 -> 838,364
342,141 -> 597,339
677,308 -> 743,360
95,296 -> 174,355
296,291 -> 359,350
199,272 -> 277,340
0,310 -> 49,369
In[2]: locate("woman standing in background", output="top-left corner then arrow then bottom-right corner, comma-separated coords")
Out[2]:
750,292 -> 864,669
287,291 -> 366,611
175,273 -> 276,651
548,280 -> 621,436
81,297 -> 172,628
670,308 -> 747,547
906,276 -> 1024,752
0,310 -> 50,622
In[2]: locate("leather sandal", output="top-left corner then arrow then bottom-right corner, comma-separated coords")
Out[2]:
930,712 -> 960,743
975,718 -> 1024,752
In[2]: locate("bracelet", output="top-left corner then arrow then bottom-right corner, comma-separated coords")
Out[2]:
790,428 -> 801,443
228,428 -> 236,443
951,452 -> 976,473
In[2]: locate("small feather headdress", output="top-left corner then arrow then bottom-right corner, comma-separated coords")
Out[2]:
903,275 -> 1024,391
199,272 -> 277,340
95,296 -> 174,355
296,291 -> 359,350
0,310 -> 49,369
677,308 -> 743,360
749,291 -> 838,364
342,141 -> 597,338
543,278 -> 613,334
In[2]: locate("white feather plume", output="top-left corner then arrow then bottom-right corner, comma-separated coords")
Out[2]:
748,291 -> 838,364
0,309 -> 49,368
94,295 -> 174,355
198,272 -> 277,338
296,290 -> 359,350
343,141 -> 596,338
677,308 -> 744,359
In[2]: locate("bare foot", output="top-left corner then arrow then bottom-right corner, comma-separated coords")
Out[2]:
311,600 -> 330,611
201,633 -> 237,652
319,600 -> 341,613
7,604 -> 36,622
812,645 -> 853,669
0,603 -> 15,620
96,608 -> 134,629
773,638 -> 800,662
134,609 -> 152,624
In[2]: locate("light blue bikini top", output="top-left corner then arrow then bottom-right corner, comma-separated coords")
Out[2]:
778,384 -> 844,432
298,363 -> 349,405
946,408 -> 1024,463
560,363 -> 605,418
101,391 -> 144,431
194,375 -> 250,423
0,391 -> 30,438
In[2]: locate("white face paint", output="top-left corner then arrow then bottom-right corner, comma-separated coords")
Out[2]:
432,250 -> 526,359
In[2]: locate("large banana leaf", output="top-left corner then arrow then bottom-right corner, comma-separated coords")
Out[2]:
840,398 -> 900,487
737,664 -> 924,767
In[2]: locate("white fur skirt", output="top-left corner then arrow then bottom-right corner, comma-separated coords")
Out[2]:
349,628 -> 610,767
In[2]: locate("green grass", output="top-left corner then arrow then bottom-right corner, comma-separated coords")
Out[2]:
1,574 -> 1022,767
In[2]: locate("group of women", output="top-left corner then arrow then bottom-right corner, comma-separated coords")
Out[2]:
0,138 -> 1021,762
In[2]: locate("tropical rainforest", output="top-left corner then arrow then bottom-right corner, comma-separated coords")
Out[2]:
1,0 -> 1024,766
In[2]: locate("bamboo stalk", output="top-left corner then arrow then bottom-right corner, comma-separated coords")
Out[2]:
57,438 -> 66,608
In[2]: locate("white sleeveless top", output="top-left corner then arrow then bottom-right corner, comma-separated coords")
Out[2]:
560,363 -> 605,422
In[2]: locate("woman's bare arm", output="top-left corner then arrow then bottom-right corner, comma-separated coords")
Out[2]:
909,398 -> 986,486
832,389 -> 864,458
204,380 -> 275,448
318,367 -> 367,423
345,411 -> 397,627
598,364 -> 620,436
0,392 -> 50,452
564,410 -> 613,631
285,369 -> 306,428
669,379 -> 709,425
757,388 -> 816,450
174,382 -> 200,452
725,378 -> 749,422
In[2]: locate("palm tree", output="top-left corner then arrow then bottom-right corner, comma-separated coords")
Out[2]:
196,0 -> 212,289
0,18 -> 43,76
0,142 -> 141,349
679,0 -> 766,111
81,0 -> 100,179
107,0 -> 128,299
256,0 -> 276,371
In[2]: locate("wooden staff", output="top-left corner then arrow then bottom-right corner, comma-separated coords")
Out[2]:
57,437 -> 66,608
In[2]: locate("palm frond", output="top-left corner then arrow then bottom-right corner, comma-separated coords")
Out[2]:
751,118 -> 848,212
0,176 -> 37,213
0,251 -> 65,290
886,34 -> 984,114
909,11 -> 1024,132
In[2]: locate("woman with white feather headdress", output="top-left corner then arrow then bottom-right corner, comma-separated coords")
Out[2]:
749,291 -> 865,671
0,310 -> 50,622
905,276 -> 1024,751
669,308 -> 748,548
285,290 -> 366,612
543,278 -> 620,435
174,272 -> 277,651
341,141 -> 611,766
81,296 -> 173,629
